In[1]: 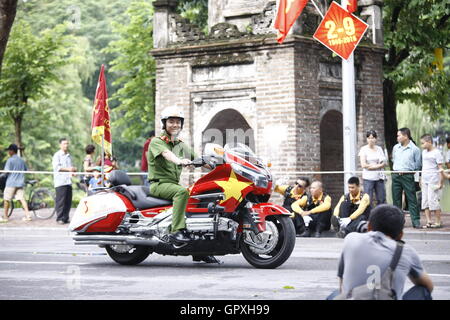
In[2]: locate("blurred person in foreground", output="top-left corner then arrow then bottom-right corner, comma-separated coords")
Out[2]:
328,204 -> 433,300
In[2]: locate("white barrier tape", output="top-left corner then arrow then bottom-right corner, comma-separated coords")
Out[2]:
1,169 -> 448,176
0,170 -> 147,176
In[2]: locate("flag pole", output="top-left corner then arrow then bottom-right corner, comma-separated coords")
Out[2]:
310,0 -> 324,19
101,134 -> 105,187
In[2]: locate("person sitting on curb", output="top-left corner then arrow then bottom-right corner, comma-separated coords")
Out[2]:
327,204 -> 433,300
331,176 -> 371,238
291,181 -> 332,238
274,176 -> 310,236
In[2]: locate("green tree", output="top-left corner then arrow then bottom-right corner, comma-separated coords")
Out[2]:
383,0 -> 449,160
0,21 -> 72,153
16,0 -> 130,103
397,100 -> 450,144
104,0 -> 155,168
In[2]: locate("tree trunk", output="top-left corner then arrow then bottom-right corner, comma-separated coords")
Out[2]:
13,114 -> 22,157
383,78 -> 398,170
0,0 -> 18,76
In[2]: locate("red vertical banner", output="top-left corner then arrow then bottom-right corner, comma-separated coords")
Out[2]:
347,0 -> 357,13
274,0 -> 309,44
91,64 -> 112,156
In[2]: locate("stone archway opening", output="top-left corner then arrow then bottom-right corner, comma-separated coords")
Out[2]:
320,110 -> 344,208
202,108 -> 255,152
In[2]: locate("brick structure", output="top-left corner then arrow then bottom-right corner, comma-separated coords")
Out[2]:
151,0 -> 385,206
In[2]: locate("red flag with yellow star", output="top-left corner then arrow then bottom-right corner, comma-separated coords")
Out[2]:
91,64 -> 112,155
274,0 -> 309,43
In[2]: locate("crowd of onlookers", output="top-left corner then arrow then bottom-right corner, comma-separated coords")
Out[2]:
274,128 -> 450,238
1,128 -> 449,228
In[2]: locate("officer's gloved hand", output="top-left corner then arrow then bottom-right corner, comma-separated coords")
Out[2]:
180,158 -> 192,166
339,217 -> 352,228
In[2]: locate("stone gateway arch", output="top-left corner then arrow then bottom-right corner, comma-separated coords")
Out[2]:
151,0 -> 385,206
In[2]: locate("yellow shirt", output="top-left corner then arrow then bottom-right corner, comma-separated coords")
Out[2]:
291,192 -> 332,215
333,192 -> 371,220
274,184 -> 305,200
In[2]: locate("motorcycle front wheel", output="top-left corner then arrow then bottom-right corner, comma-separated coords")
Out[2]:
240,215 -> 296,269
105,244 -> 152,265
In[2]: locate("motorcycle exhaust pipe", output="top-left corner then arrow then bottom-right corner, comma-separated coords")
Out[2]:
74,241 -> 127,246
125,239 -> 160,246
73,234 -> 161,247
73,235 -> 136,242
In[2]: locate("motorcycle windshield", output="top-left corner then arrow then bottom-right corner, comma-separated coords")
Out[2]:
223,143 -> 263,170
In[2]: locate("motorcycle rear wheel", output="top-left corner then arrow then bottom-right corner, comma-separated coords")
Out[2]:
240,215 -> 295,269
105,244 -> 152,265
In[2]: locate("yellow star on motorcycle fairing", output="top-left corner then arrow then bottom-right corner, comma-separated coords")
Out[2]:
215,170 -> 253,204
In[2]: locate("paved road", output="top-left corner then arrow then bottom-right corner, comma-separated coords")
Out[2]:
0,228 -> 449,300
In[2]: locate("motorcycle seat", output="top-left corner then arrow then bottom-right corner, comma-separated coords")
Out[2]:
117,185 -> 172,209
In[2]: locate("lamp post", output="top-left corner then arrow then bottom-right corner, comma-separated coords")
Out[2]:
341,0 -> 357,190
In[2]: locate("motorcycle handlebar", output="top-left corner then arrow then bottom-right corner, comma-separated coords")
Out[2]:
190,158 -> 205,167
180,158 -> 204,168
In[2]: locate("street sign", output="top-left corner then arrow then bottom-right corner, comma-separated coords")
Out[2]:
313,1 -> 369,60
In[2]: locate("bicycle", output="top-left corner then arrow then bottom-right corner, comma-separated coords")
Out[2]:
1,180 -> 56,220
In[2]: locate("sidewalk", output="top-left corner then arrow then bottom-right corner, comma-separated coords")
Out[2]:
0,208 -> 75,229
1,208 -> 450,233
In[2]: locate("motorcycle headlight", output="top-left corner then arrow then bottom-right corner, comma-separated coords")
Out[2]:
231,163 -> 268,188
254,175 -> 269,188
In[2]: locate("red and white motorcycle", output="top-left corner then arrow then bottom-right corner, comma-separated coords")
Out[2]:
69,143 -> 296,269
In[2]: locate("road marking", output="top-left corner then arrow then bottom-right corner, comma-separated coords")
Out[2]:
429,274 -> 450,278
30,251 -> 106,256
289,251 -> 450,262
0,251 -> 106,256
0,260 -> 89,265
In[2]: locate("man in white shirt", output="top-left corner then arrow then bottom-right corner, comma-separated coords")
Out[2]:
420,134 -> 445,228
52,138 -> 77,224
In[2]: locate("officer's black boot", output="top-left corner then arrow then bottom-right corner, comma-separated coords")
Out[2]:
192,255 -> 223,264
169,229 -> 191,243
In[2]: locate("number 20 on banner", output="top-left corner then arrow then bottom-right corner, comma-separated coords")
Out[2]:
313,1 -> 369,60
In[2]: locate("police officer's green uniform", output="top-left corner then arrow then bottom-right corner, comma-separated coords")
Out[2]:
147,132 -> 196,233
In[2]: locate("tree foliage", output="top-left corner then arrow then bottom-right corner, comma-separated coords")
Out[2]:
104,0 -> 155,141
0,0 -> 145,170
382,0 -> 449,162
177,0 -> 208,32
384,0 -> 449,118
0,21 -> 72,151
